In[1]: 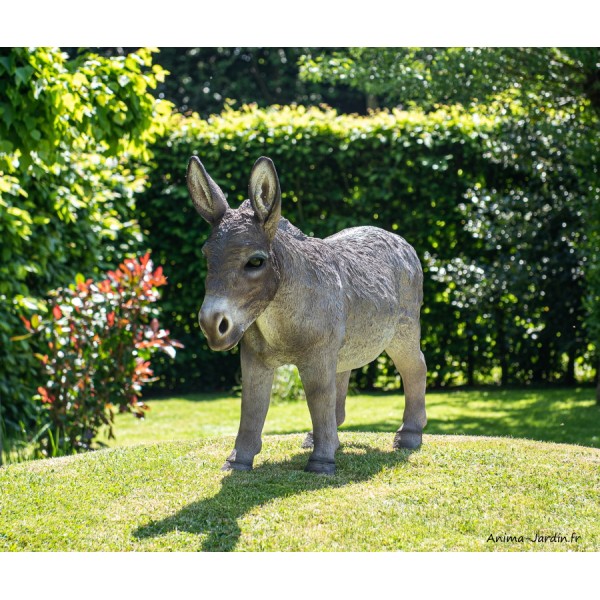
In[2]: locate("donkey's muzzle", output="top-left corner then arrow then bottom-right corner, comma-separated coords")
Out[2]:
198,298 -> 242,351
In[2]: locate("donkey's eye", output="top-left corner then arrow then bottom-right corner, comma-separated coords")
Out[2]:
245,256 -> 266,269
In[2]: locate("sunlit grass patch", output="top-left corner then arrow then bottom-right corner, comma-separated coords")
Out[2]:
1,433 -> 598,551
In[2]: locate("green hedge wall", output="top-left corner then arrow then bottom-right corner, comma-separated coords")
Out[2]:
139,104 -> 521,391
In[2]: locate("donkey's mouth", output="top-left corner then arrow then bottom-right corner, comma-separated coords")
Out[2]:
204,326 -> 245,352
208,338 -> 239,352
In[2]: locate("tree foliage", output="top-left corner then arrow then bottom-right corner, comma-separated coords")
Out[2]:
151,47 -> 367,117
87,47 -> 369,117
299,48 -> 600,114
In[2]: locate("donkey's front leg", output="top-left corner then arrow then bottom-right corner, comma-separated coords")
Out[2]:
299,359 -> 338,475
222,341 -> 274,471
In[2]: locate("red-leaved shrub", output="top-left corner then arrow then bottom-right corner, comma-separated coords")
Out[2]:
22,253 -> 182,455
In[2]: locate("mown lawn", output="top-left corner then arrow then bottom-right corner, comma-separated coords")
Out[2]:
103,387 -> 600,449
1,433 -> 598,551
2,387 -> 598,552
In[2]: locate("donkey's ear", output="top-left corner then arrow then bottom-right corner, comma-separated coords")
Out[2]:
187,156 -> 229,224
248,156 -> 281,241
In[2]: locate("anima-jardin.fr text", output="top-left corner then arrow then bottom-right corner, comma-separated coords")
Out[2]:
487,532 -> 581,544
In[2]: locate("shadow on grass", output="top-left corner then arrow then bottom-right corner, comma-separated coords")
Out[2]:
133,442 -> 415,551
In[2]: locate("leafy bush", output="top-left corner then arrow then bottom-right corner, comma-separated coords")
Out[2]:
300,48 -> 600,389
0,47 -> 172,445
22,254 -> 182,456
271,365 -> 306,403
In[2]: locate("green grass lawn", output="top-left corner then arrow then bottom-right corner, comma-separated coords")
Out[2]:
1,433 -> 598,551
2,387 -> 599,552
103,387 -> 600,449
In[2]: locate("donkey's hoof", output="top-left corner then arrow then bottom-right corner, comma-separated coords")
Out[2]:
305,457 -> 336,475
301,432 -> 314,449
221,460 -> 253,472
393,429 -> 422,450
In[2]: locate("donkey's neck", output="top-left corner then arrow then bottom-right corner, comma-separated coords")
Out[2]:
271,219 -> 341,295
252,219 -> 345,357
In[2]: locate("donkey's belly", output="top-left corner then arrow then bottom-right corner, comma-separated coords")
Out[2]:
336,300 -> 399,372
324,225 -> 423,372
336,341 -> 390,372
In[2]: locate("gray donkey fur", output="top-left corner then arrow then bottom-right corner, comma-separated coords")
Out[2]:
187,155 -> 427,474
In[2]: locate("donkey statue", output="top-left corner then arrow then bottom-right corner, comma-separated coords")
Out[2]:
187,156 -> 427,474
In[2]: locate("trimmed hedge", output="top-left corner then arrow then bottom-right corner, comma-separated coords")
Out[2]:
138,104 -> 515,391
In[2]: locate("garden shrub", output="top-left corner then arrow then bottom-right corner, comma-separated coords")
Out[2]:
22,253 -> 182,456
271,365 -> 306,403
0,47 -> 172,446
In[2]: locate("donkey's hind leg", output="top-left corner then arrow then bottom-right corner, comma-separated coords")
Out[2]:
386,332 -> 427,449
302,370 -> 351,449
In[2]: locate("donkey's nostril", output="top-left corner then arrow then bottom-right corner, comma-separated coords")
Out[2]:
218,316 -> 230,335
